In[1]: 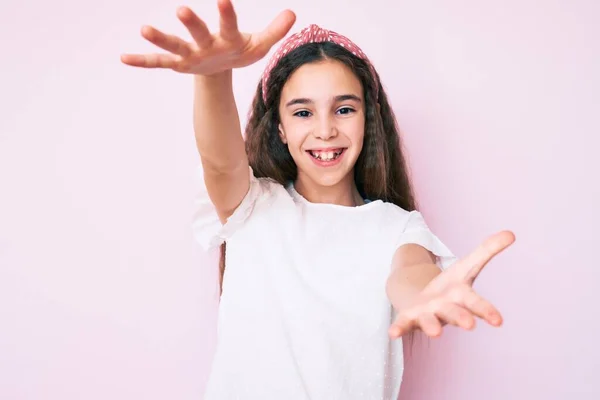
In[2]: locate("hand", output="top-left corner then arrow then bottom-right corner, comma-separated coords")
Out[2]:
120,0 -> 296,75
388,230 -> 516,339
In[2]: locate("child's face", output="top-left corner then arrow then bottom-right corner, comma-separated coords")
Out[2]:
278,59 -> 365,189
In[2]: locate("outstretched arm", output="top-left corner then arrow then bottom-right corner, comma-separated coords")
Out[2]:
193,71 -> 248,222
121,0 -> 296,222
386,231 -> 515,339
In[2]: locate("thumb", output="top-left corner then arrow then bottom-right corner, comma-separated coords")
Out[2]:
452,230 -> 516,284
255,9 -> 296,48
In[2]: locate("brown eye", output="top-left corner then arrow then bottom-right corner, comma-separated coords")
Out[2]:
294,110 -> 311,118
336,107 -> 355,115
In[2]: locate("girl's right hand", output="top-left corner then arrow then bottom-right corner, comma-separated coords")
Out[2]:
120,0 -> 296,75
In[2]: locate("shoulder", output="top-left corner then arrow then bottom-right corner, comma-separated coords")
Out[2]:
192,166 -> 291,250
378,203 -> 458,269
375,201 -> 419,229
365,201 -> 433,243
375,201 -> 442,237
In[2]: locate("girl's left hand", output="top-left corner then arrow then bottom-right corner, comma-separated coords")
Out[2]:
388,231 -> 515,339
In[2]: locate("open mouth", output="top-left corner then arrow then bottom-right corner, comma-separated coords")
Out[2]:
306,148 -> 346,162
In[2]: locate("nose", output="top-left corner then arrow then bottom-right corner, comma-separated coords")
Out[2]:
313,115 -> 338,140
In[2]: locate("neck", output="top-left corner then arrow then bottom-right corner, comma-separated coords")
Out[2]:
294,172 -> 364,207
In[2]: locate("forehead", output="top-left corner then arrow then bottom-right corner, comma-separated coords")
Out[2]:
280,59 -> 363,101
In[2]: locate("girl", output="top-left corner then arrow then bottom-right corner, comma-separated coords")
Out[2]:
121,1 -> 515,399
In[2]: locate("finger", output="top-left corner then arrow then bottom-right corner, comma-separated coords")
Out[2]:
388,314 -> 416,339
453,230 -> 515,284
416,312 -> 443,338
141,26 -> 192,57
435,303 -> 475,331
255,9 -> 296,49
217,0 -> 239,41
461,289 -> 503,326
120,53 -> 179,69
177,6 -> 213,48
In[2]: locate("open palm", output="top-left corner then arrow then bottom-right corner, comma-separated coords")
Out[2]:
389,231 -> 516,339
121,0 -> 296,75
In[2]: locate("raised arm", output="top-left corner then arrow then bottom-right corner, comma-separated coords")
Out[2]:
192,71 -> 248,222
121,0 -> 295,222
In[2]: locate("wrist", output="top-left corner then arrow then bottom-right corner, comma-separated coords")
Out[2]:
194,69 -> 232,83
386,277 -> 422,311
385,262 -> 441,309
193,70 -> 234,100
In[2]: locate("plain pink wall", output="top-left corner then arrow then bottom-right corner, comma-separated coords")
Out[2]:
1,0 -> 598,399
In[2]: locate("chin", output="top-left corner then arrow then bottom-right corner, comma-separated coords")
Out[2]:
303,163 -> 356,188
312,173 -> 347,187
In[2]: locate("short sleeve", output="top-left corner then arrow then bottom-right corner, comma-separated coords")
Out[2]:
396,211 -> 458,270
191,166 -> 268,251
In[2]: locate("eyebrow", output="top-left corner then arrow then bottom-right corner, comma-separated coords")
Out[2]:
285,94 -> 362,107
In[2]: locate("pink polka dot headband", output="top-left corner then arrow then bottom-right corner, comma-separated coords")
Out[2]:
260,24 -> 379,103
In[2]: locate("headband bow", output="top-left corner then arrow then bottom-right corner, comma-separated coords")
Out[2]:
260,24 -> 378,103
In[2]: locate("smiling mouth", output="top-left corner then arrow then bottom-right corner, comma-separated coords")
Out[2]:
306,148 -> 346,161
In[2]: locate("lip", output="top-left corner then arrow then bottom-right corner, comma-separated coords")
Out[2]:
305,148 -> 346,167
305,147 -> 346,152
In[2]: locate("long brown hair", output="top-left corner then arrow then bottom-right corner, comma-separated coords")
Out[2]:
218,42 -> 417,291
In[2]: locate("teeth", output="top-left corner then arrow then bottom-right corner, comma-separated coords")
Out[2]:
310,150 -> 342,161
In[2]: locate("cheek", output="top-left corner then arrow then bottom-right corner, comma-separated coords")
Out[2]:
343,117 -> 366,147
285,131 -> 308,154
280,119 -> 308,151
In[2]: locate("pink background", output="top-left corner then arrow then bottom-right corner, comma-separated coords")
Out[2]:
1,0 -> 598,399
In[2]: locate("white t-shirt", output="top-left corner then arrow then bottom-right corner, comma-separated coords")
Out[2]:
193,167 -> 457,400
